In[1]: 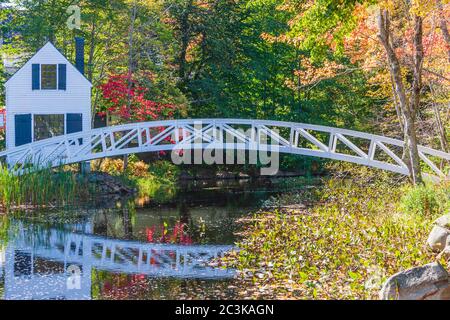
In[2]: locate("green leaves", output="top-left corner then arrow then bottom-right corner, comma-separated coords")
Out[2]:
283,0 -> 361,62
399,182 -> 450,218
348,270 -> 361,280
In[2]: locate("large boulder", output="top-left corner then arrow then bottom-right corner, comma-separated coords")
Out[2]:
432,283 -> 450,300
87,172 -> 135,196
379,262 -> 449,300
427,214 -> 450,252
427,226 -> 450,252
435,214 -> 450,229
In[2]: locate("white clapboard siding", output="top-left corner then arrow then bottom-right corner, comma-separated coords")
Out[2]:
5,42 -> 92,149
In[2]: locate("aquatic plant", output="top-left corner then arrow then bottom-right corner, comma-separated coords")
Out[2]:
0,215 -> 8,248
227,178 -> 448,299
0,164 -> 93,211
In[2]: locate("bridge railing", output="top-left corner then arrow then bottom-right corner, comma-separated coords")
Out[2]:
0,119 -> 448,178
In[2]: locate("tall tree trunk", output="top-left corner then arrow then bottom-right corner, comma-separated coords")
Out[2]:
389,73 -> 404,133
437,0 -> 450,62
432,102 -> 448,153
378,9 -> 423,185
297,48 -> 302,113
88,19 -> 97,129
88,19 -> 97,82
92,21 -> 114,127
127,2 -> 138,110
178,0 -> 193,83
124,1 -> 138,171
429,84 -> 449,167
408,14 -> 424,184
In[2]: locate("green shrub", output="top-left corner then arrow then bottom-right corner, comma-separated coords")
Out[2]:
134,176 -> 160,197
135,176 -> 177,203
148,160 -> 179,182
123,160 -> 179,202
399,182 -> 449,217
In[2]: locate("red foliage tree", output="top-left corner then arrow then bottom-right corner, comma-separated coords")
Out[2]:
98,74 -> 176,123
145,221 -> 192,245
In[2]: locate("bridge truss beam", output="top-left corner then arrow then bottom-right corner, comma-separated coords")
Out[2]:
0,119 -> 448,178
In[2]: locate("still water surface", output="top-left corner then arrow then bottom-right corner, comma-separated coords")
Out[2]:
0,178 -> 306,300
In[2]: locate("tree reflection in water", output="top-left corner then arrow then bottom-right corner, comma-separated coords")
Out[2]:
0,178 -> 286,300
0,199 -> 244,300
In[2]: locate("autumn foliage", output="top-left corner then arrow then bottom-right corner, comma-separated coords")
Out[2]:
145,221 -> 193,245
98,74 -> 176,123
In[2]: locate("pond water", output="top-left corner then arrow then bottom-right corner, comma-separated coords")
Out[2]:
0,177 -> 312,300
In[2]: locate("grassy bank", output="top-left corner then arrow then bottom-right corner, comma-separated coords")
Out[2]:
0,156 -> 180,212
93,157 -> 179,204
226,170 -> 450,299
0,165 -> 94,211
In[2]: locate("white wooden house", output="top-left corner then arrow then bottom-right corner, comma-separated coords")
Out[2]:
4,39 -> 91,150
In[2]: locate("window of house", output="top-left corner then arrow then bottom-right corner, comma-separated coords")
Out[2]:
41,64 -> 57,90
34,114 -> 64,141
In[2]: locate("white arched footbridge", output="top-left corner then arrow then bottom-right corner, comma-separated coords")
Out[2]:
0,119 -> 449,177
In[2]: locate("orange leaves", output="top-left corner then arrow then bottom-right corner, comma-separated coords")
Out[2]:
261,32 -> 304,47
186,33 -> 204,63
292,58 -> 346,88
341,1 -> 449,88
343,4 -> 380,67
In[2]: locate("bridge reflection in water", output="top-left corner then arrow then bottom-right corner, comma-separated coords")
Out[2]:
0,218 -> 235,300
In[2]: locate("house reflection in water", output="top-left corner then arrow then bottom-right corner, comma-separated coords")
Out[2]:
0,219 -> 235,300
3,222 -> 93,300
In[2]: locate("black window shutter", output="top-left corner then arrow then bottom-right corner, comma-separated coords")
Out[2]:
58,64 -> 67,90
32,64 -> 40,90
15,114 -> 32,146
66,113 -> 82,134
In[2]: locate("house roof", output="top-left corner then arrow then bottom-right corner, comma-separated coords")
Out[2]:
4,41 -> 92,87
0,2 -> 22,10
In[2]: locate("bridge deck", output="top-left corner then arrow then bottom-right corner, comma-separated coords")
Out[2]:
0,119 -> 448,177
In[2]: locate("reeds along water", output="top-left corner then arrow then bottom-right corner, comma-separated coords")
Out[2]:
0,163 -> 92,211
